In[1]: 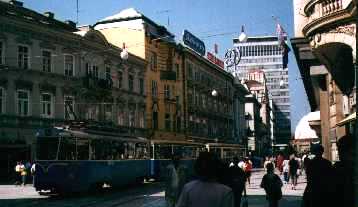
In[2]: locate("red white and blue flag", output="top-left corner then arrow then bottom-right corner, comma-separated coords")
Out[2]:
276,23 -> 290,69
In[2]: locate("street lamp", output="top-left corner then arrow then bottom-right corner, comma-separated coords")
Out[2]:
238,25 -> 248,43
211,89 -> 218,97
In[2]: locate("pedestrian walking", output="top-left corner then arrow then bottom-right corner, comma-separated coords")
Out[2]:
282,158 -> 289,184
14,162 -> 21,186
260,163 -> 283,207
165,155 -> 187,207
175,151 -> 234,207
243,157 -> 252,185
31,163 -> 36,185
288,154 -> 299,190
302,144 -> 335,207
276,153 -> 284,175
228,157 -> 246,207
19,162 -> 27,186
263,156 -> 272,171
238,157 -> 245,169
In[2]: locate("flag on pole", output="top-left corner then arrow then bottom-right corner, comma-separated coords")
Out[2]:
214,43 -> 218,54
276,23 -> 290,69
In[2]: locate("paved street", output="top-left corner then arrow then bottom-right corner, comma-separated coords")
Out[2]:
0,169 -> 306,207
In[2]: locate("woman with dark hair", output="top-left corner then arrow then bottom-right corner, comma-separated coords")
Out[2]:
175,152 -> 234,207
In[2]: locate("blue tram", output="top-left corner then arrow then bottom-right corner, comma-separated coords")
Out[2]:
34,126 -> 247,194
34,127 -> 150,194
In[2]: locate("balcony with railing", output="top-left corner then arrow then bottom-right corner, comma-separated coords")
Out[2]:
303,0 -> 355,36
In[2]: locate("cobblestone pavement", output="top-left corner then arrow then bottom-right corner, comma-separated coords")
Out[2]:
0,169 -> 306,207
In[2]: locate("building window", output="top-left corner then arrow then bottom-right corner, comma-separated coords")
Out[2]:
164,84 -> 170,99
64,54 -> 74,76
0,41 -> 4,65
151,80 -> 157,97
152,111 -> 158,129
150,51 -> 157,71
17,90 -> 30,116
0,87 -> 5,114
64,96 -> 75,120
139,111 -> 144,128
187,63 -> 193,79
18,45 -> 29,69
86,105 -> 99,121
128,74 -> 134,92
175,63 -> 179,80
129,110 -> 135,127
91,65 -> 99,78
41,93 -> 53,118
117,71 -> 122,88
139,78 -> 144,95
117,109 -> 124,126
105,67 -> 112,83
42,50 -> 52,72
104,104 -> 112,121
165,113 -> 171,131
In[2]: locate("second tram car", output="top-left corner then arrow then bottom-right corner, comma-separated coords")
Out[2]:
149,140 -> 204,180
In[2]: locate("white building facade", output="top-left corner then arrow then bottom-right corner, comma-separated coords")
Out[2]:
229,36 -> 291,145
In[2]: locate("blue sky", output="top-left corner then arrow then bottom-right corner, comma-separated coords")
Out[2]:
22,0 -> 310,132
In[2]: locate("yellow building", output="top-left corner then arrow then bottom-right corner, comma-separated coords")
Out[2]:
94,8 -> 245,148
94,8 -> 186,142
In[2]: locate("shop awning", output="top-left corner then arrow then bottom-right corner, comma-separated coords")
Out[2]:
337,112 -> 356,126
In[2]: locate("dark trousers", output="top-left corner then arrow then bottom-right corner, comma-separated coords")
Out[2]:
268,199 -> 278,207
233,192 -> 242,207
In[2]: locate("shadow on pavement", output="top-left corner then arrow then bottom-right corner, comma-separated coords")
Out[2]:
245,195 -> 303,207
0,182 -> 165,207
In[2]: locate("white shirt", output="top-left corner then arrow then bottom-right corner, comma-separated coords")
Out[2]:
176,180 -> 234,207
238,161 -> 245,169
283,160 -> 289,172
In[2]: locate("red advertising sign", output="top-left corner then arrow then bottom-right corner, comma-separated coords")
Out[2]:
207,52 -> 224,69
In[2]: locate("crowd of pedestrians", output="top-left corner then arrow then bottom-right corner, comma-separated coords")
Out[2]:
164,133 -> 353,207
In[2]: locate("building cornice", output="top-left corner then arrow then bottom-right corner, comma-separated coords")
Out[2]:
302,2 -> 356,37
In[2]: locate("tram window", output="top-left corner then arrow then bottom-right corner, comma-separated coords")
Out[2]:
58,137 -> 77,160
91,139 -> 125,160
76,138 -> 89,160
135,143 -> 148,159
36,137 -> 58,160
174,146 -> 196,159
156,145 -> 172,159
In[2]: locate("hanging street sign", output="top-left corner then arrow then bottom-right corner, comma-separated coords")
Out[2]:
183,30 -> 206,56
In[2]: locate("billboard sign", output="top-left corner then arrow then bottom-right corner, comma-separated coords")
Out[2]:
183,30 -> 205,56
207,52 -> 224,69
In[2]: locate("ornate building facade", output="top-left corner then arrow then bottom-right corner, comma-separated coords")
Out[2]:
0,1 -> 146,179
291,0 -> 356,160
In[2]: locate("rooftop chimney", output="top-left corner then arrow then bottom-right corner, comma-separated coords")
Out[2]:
44,12 -> 54,19
10,0 -> 23,7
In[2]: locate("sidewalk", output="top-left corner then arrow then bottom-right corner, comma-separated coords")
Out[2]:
245,169 -> 306,207
141,169 -> 306,207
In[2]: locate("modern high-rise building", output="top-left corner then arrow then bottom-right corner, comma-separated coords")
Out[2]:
229,36 -> 291,145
